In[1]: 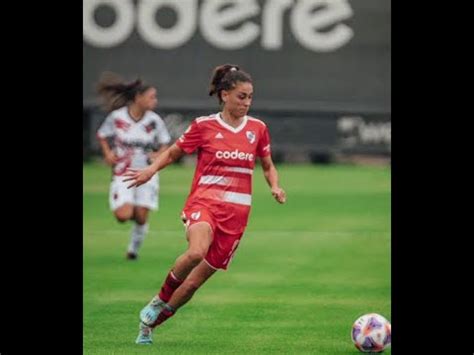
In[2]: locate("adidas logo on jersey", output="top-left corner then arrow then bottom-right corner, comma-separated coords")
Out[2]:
215,132 -> 224,139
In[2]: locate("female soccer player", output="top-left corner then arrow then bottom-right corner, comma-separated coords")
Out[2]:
96,73 -> 171,260
123,64 -> 286,344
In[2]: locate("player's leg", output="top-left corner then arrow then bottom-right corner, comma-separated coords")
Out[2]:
128,176 -> 159,259
139,222 -> 213,324
110,176 -> 135,222
136,218 -> 246,344
150,260 -> 217,328
149,230 -> 244,328
146,230 -> 243,330
114,204 -> 134,222
173,222 -> 214,279
169,259 -> 217,311
136,261 -> 216,344
126,206 -> 149,259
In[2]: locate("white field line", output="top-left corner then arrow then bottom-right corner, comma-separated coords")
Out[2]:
84,229 -> 355,237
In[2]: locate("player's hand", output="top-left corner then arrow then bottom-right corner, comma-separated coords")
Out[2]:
104,152 -> 118,166
122,167 -> 155,189
271,187 -> 286,204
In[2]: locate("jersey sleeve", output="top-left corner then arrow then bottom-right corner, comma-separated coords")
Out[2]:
97,113 -> 115,139
154,115 -> 171,145
256,125 -> 272,158
175,119 -> 203,154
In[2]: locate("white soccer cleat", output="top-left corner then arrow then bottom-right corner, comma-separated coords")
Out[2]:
139,297 -> 165,326
135,322 -> 153,344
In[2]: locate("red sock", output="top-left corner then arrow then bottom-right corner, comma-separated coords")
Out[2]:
151,308 -> 175,328
158,271 -> 183,303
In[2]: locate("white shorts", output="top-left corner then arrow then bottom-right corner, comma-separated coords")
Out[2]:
109,174 -> 159,211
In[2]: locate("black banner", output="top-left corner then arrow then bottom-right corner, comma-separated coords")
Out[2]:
83,0 -> 390,114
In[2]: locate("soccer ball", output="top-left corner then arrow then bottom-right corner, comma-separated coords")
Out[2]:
351,313 -> 391,352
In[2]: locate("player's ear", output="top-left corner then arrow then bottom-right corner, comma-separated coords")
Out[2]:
221,90 -> 229,103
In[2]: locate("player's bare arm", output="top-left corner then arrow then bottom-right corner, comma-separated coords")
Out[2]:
148,144 -> 170,163
98,136 -> 118,166
260,155 -> 286,204
123,143 -> 185,188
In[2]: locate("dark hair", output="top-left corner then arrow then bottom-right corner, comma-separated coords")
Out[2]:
209,64 -> 252,104
96,72 -> 152,112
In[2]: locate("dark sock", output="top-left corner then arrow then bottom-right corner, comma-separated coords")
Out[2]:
151,305 -> 175,328
158,271 -> 183,303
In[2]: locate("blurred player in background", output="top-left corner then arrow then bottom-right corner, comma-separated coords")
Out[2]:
123,64 -> 286,344
96,72 -> 171,260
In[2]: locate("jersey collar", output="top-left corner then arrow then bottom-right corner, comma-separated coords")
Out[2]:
216,113 -> 248,133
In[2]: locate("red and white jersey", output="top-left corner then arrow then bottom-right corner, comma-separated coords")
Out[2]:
97,106 -> 171,176
176,113 -> 271,228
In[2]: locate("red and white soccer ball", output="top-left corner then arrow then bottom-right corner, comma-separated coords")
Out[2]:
351,313 -> 391,352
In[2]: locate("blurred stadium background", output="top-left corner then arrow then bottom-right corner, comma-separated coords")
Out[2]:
83,0 -> 390,353
83,0 -> 390,165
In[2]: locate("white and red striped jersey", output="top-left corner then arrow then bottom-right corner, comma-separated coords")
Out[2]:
176,113 -> 271,228
97,106 -> 171,176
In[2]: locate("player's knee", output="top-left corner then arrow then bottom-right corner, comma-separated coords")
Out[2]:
115,211 -> 131,223
185,250 -> 206,266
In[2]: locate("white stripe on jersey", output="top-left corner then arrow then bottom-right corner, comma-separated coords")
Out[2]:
198,175 -> 229,186
247,117 -> 267,127
222,191 -> 252,206
196,116 -> 218,123
223,167 -> 254,175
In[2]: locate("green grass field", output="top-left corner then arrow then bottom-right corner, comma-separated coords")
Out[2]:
84,161 -> 391,354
